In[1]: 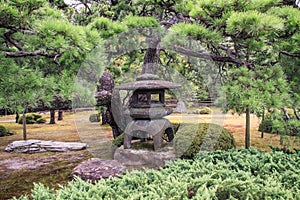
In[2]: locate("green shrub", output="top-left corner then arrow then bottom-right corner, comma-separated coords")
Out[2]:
18,113 -> 44,124
31,113 -> 42,121
196,107 -> 212,114
285,120 -> 300,136
174,123 -> 236,158
0,125 -> 10,137
89,113 -> 100,123
17,148 -> 300,200
36,118 -> 46,124
259,119 -> 300,136
112,133 -> 125,147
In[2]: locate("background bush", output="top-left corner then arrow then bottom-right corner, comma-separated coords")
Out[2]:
196,107 -> 212,114
259,117 -> 300,136
18,113 -> 46,124
17,148 -> 300,200
174,123 -> 236,158
0,125 -> 12,137
188,107 -> 212,114
89,113 -> 100,123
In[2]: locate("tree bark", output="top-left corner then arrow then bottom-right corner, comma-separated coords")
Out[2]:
293,108 -> 300,120
245,107 -> 250,149
281,108 -> 290,121
22,112 -> 27,140
15,112 -> 19,123
141,36 -> 160,74
58,110 -> 63,121
50,110 -> 55,124
261,108 -> 265,138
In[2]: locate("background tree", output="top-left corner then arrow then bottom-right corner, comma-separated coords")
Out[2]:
0,59 -> 52,140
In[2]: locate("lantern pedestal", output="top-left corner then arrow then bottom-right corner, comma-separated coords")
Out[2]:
123,118 -> 174,151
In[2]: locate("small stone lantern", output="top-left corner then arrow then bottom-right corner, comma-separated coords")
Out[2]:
116,73 -> 181,151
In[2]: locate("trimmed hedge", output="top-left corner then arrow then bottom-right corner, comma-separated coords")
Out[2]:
174,123 -> 236,158
16,148 -> 300,200
18,113 -> 46,124
0,125 -> 12,137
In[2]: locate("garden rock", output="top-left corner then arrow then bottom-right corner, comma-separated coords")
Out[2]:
71,158 -> 126,182
5,140 -> 87,153
114,146 -> 176,168
174,99 -> 187,113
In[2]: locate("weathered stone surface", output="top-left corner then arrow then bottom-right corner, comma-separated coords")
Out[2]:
71,158 -> 126,182
174,100 -> 187,113
5,140 -> 87,153
114,146 -> 176,168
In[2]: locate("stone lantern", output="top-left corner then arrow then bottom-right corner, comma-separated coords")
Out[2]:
116,73 -> 181,151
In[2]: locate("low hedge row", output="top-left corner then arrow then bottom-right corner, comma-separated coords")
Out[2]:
18,113 -> 46,124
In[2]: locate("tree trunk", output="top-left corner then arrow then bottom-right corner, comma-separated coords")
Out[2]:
141,36 -> 160,74
293,108 -> 300,120
50,110 -> 55,124
15,112 -> 19,123
245,107 -> 250,149
58,110 -> 63,121
22,112 -> 27,140
261,108 -> 265,138
281,108 -> 290,121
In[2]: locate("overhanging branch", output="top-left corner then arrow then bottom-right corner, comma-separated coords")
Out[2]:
170,45 -> 244,64
280,51 -> 300,58
2,50 -> 62,60
4,29 -> 24,51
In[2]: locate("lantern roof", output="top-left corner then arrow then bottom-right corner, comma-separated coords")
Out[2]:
115,73 -> 181,90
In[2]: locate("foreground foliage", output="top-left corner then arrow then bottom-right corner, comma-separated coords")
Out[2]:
16,148 -> 300,200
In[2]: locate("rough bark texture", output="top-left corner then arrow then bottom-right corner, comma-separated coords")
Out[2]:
293,108 -> 300,120
15,113 -> 19,123
261,109 -> 265,138
50,110 -> 55,124
58,110 -> 63,121
22,113 -> 27,140
141,35 -> 161,74
245,107 -> 250,149
281,108 -> 290,121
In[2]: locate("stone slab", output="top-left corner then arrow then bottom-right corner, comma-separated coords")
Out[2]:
5,140 -> 87,153
114,146 -> 176,168
71,158 -> 126,182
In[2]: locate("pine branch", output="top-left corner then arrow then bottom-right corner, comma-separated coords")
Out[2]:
2,50 -> 62,60
4,29 -> 24,51
170,45 -> 254,68
280,51 -> 300,58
